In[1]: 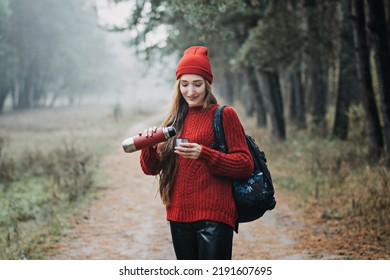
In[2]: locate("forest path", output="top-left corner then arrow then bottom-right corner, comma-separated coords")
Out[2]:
46,114 -> 328,260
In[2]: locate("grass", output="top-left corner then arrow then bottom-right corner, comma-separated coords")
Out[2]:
0,102 -> 148,259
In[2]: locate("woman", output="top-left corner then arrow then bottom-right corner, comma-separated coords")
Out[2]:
140,46 -> 253,260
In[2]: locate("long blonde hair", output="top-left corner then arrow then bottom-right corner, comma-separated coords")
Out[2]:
158,78 -> 218,205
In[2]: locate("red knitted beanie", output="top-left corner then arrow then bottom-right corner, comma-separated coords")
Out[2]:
176,46 -> 213,84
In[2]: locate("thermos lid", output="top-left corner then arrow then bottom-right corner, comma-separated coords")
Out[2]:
167,126 -> 176,137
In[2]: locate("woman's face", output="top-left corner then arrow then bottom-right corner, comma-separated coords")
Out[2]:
179,74 -> 207,107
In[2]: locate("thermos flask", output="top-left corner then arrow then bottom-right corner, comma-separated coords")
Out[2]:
122,126 -> 176,153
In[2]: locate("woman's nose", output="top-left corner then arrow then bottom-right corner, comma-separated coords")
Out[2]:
187,86 -> 195,95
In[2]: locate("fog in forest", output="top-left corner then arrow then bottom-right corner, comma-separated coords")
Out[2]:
0,0 -> 173,113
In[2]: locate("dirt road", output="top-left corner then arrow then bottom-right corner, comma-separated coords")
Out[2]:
47,118 -> 323,260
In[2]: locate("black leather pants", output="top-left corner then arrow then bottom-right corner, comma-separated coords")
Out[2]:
169,220 -> 233,260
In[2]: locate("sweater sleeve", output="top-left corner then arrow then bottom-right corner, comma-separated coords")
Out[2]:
140,146 -> 161,175
198,106 -> 254,179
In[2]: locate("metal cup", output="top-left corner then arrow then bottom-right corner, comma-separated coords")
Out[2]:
174,138 -> 189,147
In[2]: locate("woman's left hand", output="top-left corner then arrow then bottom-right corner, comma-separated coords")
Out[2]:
174,143 -> 202,159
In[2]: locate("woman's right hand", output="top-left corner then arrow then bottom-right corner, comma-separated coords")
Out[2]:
139,126 -> 157,138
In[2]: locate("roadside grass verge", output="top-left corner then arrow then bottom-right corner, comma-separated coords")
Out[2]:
0,103 -> 148,259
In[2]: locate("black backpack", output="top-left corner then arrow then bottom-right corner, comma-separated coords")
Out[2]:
212,105 -> 276,223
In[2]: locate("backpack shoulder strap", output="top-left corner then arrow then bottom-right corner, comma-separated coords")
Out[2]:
212,105 -> 228,153
246,135 -> 273,184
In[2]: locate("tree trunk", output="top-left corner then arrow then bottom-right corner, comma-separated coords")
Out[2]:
224,68 -> 234,104
352,0 -> 384,162
0,60 -> 10,113
234,70 -> 245,105
332,0 -> 359,140
387,0 -> 390,32
255,69 -> 286,140
17,75 -> 31,110
366,0 -> 390,165
290,68 -> 307,130
0,90 -> 8,113
289,72 -> 298,123
304,0 -> 328,136
243,65 -> 267,127
309,62 -> 328,135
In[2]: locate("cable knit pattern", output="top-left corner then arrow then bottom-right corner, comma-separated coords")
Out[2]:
140,104 -> 254,229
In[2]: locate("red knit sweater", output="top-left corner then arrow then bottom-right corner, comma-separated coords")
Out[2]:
140,104 -> 254,229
